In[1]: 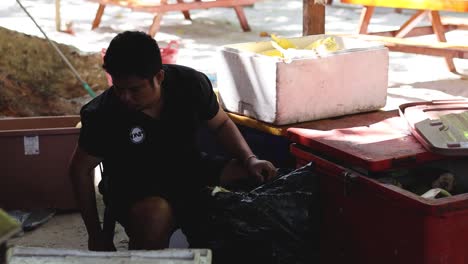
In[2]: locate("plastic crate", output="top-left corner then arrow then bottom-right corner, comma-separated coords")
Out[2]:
7,247 -> 212,264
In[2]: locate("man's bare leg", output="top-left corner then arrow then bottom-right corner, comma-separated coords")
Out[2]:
126,196 -> 176,250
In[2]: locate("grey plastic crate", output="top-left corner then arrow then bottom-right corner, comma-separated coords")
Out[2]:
7,247 -> 212,264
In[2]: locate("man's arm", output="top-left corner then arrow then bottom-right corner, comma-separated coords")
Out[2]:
206,107 -> 277,182
68,145 -> 115,251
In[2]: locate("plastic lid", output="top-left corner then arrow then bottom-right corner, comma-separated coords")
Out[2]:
287,115 -> 443,172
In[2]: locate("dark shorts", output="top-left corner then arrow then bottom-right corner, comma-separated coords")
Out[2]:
101,153 -> 229,243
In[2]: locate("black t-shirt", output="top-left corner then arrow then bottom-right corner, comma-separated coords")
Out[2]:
79,64 -> 219,204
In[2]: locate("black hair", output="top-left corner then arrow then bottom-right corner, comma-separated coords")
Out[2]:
103,31 -> 162,79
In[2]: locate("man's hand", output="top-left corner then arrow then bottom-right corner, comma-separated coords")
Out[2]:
88,233 -> 117,252
246,157 -> 277,183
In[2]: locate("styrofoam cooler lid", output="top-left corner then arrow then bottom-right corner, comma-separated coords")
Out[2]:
287,116 -> 444,172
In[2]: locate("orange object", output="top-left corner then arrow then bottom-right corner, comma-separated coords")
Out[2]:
160,40 -> 179,64
341,0 -> 468,12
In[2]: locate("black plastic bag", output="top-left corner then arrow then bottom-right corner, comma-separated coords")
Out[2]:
191,163 -> 320,264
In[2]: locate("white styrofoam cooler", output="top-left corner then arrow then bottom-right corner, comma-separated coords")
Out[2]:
217,35 -> 389,125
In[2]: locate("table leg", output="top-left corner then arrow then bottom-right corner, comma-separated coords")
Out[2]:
429,11 -> 456,73
92,4 -> 106,30
233,6 -> 251,32
148,0 -> 169,37
176,0 -> 192,20
55,0 -> 61,31
358,6 -> 374,34
149,13 -> 163,37
395,10 -> 428,38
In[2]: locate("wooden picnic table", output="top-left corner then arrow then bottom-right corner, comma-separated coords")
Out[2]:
341,0 -> 468,73
85,0 -> 257,37
55,0 -> 256,36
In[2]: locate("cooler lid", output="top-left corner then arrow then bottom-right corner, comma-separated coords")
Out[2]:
399,100 -> 468,156
287,116 -> 443,172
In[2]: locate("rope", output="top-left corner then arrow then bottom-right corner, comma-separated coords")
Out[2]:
15,0 -> 97,98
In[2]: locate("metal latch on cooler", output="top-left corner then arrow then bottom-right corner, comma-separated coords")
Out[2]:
343,171 -> 359,196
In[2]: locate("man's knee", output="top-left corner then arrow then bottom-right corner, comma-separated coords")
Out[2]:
129,196 -> 174,223
127,196 -> 175,249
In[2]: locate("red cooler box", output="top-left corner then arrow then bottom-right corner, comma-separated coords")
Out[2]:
0,116 -> 80,210
287,116 -> 468,264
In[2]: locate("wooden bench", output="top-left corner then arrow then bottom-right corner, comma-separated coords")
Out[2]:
86,0 -> 258,37
341,0 -> 468,73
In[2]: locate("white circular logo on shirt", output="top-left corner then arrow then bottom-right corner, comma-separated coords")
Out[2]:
129,126 -> 145,144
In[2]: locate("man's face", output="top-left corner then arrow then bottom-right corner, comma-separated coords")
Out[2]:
112,71 -> 163,111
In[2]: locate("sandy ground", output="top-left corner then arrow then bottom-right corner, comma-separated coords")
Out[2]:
1,0 -> 468,253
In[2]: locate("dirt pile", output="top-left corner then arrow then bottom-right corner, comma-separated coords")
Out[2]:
0,27 -> 108,117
